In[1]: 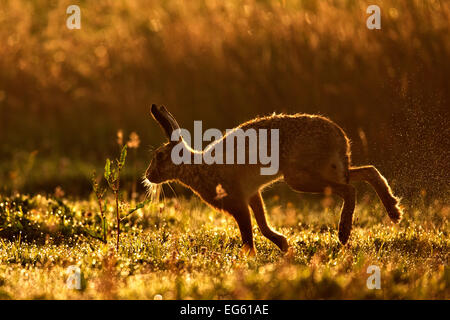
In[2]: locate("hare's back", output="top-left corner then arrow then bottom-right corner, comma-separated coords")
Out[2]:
279,114 -> 351,181
239,113 -> 350,176
239,113 -> 349,152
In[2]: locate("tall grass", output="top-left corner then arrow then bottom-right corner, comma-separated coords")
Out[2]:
0,0 -> 448,197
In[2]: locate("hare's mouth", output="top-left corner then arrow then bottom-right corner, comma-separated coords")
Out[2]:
141,175 -> 156,190
141,175 -> 161,202
142,176 -> 152,188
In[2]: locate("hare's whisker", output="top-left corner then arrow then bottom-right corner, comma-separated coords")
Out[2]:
166,182 -> 178,199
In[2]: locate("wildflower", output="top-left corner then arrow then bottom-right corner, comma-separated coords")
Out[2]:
54,186 -> 65,198
117,129 -> 123,146
127,131 -> 141,149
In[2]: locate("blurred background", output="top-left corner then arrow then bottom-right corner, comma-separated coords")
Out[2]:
0,0 -> 448,200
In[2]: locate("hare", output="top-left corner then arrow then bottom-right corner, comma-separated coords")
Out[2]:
145,104 -> 402,255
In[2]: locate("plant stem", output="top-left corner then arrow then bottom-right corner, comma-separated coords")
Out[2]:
132,148 -> 137,200
96,197 -> 107,243
115,190 -> 120,251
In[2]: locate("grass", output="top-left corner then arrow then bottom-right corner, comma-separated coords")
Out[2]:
0,0 -> 449,197
0,191 -> 448,299
0,0 -> 448,300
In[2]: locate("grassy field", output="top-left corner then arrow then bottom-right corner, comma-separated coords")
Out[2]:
0,0 -> 448,300
0,190 -> 448,299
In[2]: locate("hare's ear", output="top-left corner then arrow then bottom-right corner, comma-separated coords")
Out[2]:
150,104 -> 180,139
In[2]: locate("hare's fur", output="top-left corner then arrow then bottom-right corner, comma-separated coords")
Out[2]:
145,105 -> 403,255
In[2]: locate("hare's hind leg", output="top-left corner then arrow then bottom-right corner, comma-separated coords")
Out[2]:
284,170 -> 356,245
249,193 -> 289,252
349,166 -> 402,223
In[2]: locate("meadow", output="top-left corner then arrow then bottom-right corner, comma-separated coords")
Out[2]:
0,189 -> 448,299
0,0 -> 448,299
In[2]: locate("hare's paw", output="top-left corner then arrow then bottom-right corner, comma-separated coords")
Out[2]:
278,236 -> 290,252
283,246 -> 296,262
241,244 -> 256,257
387,200 -> 403,224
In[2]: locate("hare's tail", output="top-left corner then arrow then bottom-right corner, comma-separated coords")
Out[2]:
349,166 -> 402,223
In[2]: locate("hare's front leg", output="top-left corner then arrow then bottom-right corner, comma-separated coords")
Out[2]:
284,170 -> 356,245
249,193 -> 289,252
222,199 -> 256,256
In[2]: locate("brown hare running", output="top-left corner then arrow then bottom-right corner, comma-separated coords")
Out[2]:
144,104 -> 402,255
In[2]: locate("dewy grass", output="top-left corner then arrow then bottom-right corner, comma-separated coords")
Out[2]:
0,193 -> 448,299
91,172 -> 107,243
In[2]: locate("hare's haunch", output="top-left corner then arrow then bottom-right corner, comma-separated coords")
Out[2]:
145,104 -> 403,255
